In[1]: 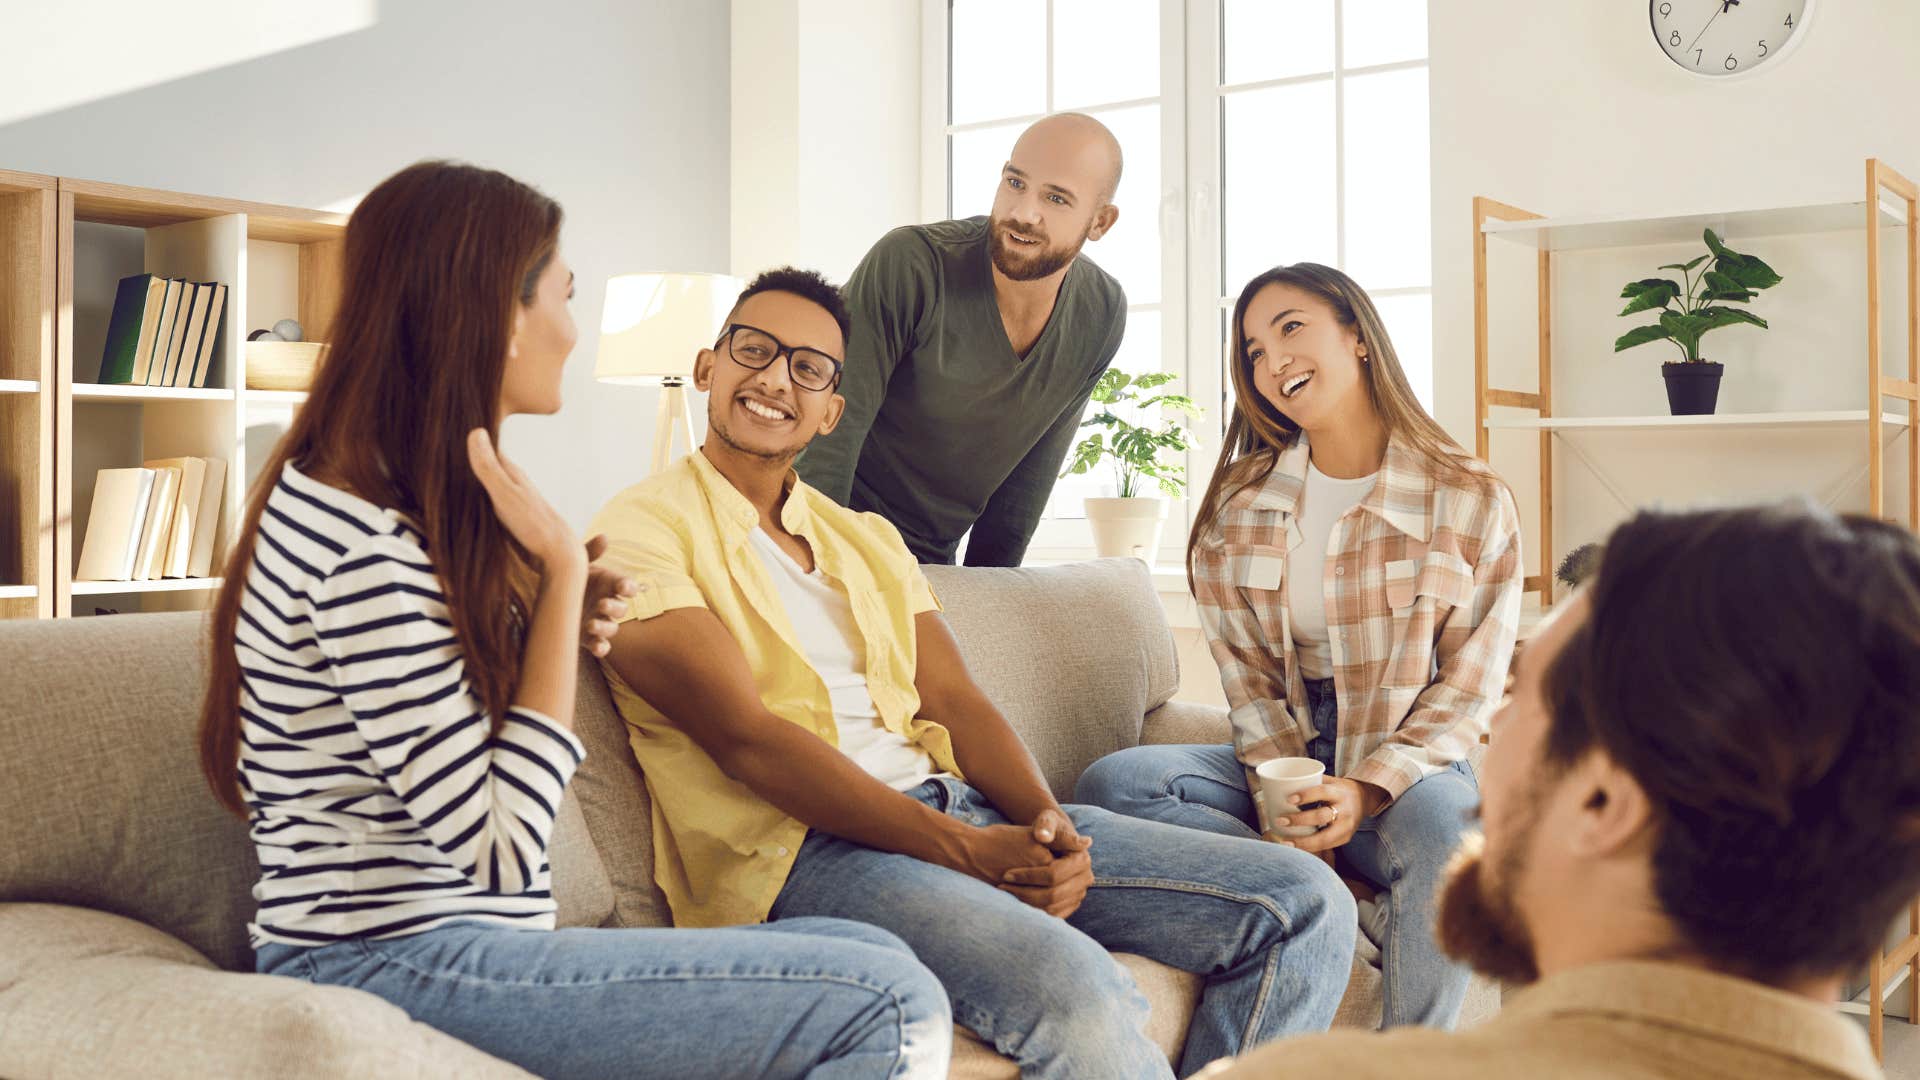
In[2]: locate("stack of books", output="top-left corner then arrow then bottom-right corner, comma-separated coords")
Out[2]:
97,274 -> 230,389
75,458 -> 229,582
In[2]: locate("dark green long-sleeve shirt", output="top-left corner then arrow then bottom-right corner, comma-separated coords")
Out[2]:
796,217 -> 1127,566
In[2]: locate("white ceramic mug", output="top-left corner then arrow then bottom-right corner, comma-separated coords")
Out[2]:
1254,756 -> 1327,838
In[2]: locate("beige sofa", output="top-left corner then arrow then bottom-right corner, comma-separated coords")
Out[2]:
0,558 -> 1494,1077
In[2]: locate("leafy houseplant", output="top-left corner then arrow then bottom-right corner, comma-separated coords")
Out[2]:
1059,369 -> 1202,560
1614,227 -> 1782,415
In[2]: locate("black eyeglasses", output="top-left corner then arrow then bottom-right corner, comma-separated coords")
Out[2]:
719,323 -> 843,392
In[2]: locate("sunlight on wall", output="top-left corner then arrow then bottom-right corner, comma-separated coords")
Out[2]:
0,1 -> 378,126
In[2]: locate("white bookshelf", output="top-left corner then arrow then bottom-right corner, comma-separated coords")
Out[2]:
71,577 -> 222,596
1484,410 -> 1914,432
55,177 -> 344,618
244,389 -> 308,407
1473,160 -> 1920,610
1480,198 -> 1909,252
73,383 -> 236,402
1,170 -> 54,618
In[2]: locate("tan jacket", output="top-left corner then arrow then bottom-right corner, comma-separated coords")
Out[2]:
1200,961 -> 1882,1080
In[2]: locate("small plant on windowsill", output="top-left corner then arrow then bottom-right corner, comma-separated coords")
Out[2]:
1059,369 -> 1202,561
1614,227 -> 1783,416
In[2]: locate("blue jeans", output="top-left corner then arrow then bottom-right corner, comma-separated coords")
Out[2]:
256,917 -> 951,1079
768,777 -> 1355,1079
1074,678 -> 1479,1030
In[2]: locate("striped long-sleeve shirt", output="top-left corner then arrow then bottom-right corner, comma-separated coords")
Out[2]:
235,462 -> 585,948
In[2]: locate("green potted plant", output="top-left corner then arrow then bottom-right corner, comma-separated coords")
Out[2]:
1059,369 -> 1202,561
1614,227 -> 1782,415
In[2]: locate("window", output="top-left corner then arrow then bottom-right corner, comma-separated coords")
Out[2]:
933,0 -> 1431,562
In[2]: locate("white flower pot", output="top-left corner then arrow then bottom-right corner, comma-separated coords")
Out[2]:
1084,496 -> 1169,562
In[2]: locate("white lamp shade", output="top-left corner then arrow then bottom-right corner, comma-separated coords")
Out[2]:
595,271 -> 743,383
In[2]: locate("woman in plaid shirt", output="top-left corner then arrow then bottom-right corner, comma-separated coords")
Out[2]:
1078,263 -> 1523,1030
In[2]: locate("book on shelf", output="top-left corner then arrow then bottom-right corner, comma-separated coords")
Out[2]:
186,282 -> 227,389
184,457 -> 227,578
143,278 -> 185,385
130,464 -> 181,581
75,468 -> 155,581
74,458 -> 228,582
94,275 -> 227,388
158,282 -> 196,387
146,456 -> 207,579
97,275 -> 166,384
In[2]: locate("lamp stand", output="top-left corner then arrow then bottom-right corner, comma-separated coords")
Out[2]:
651,376 -> 698,473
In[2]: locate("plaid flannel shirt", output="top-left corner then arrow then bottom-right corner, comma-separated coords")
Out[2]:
1192,435 -> 1522,818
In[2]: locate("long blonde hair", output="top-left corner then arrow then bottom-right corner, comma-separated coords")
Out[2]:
1188,262 -> 1498,588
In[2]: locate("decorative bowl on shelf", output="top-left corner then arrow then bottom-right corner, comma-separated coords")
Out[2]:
245,341 -> 324,392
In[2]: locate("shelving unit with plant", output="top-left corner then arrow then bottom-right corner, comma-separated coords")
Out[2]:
1474,158 -> 1920,610
53,176 -> 344,617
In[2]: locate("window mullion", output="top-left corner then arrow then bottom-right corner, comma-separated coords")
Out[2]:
1333,0 -> 1347,270
1045,0 -> 1056,111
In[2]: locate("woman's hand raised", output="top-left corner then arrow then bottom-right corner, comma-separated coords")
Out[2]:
467,428 -> 586,581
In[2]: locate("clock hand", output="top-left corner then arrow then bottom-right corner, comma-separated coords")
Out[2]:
1685,5 -> 1726,53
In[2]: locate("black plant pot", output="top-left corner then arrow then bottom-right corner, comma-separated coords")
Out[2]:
1662,361 -> 1724,416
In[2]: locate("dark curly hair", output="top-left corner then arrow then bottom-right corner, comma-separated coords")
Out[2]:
732,266 -> 852,345
1542,498 -> 1920,983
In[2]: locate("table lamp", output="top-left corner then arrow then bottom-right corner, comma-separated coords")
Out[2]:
595,271 -> 742,472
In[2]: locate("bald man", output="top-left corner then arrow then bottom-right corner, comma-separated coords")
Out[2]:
797,112 -> 1129,565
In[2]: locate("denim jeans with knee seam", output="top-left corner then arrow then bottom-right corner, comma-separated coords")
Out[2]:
255,917 -> 952,1079
768,776 -> 1356,1079
1074,677 -> 1480,1030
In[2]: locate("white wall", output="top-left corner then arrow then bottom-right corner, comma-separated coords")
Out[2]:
732,0 -> 924,284
1430,3 -> 1919,572
0,0 -> 731,531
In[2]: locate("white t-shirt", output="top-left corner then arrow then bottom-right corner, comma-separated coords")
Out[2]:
1287,459 -> 1380,680
747,527 -> 944,791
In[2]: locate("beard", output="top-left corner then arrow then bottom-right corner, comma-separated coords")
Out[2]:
709,405 -> 803,466
1435,828 -> 1543,987
988,217 -> 1085,281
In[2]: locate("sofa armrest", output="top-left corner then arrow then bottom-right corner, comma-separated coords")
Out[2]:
1139,700 -> 1231,747
0,903 -> 530,1079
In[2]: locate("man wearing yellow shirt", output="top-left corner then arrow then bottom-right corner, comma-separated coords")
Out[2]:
591,268 -> 1357,1079
1203,501 -> 1920,1080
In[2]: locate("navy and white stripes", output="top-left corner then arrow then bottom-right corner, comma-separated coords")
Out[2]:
236,462 -> 584,947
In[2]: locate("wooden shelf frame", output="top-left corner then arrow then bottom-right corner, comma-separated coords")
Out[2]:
1475,158 -> 1920,1063
0,170 -> 57,618
1863,159 -> 1920,1064
1472,196 -> 1553,601
49,176 -> 340,618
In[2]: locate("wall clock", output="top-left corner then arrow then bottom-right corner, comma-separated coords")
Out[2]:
1650,0 -> 1816,79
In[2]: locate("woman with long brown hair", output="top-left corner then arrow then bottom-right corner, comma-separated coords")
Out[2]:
200,161 -> 950,1078
1078,263 -> 1523,1030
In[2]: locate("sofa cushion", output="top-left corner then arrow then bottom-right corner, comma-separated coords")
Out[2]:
0,613 -> 617,968
0,903 -> 530,1078
924,559 -> 1180,801
566,658 -> 675,928
949,952 -> 1200,1079
0,614 -> 259,972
